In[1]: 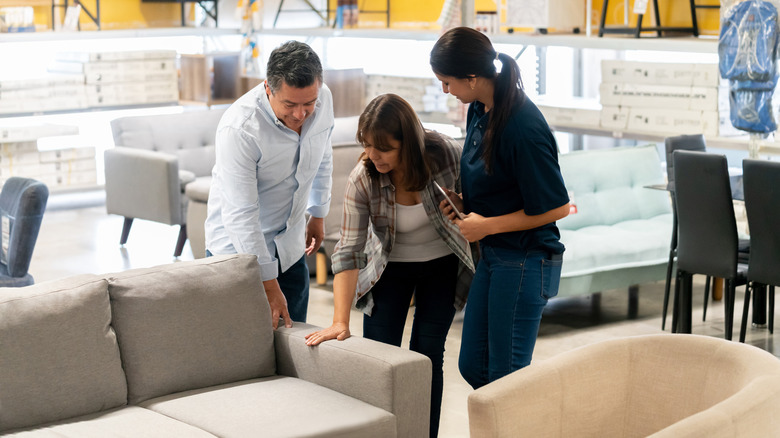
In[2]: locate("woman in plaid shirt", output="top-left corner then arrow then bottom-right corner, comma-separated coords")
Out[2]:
306,93 -> 476,438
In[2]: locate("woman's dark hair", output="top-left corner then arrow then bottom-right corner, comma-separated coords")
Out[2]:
357,93 -> 448,191
430,26 -> 525,172
266,41 -> 323,92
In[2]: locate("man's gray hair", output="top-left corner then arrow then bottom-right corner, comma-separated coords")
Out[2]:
266,41 -> 323,93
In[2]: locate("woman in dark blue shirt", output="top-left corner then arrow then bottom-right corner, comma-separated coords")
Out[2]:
430,26 -> 570,389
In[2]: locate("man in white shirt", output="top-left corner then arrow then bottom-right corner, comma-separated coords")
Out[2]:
205,41 -> 335,329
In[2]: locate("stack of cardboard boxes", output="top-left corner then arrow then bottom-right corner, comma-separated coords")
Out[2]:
599,59 -> 740,137
0,75 -> 87,115
49,49 -> 179,108
0,125 -> 97,191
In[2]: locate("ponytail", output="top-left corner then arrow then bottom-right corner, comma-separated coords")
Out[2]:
482,52 -> 525,173
430,27 -> 526,173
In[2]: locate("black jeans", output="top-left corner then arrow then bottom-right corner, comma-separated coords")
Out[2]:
362,253 -> 458,438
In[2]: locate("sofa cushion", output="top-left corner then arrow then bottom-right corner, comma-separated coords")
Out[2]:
140,377 -> 397,438
560,214 -> 673,277
1,406 -> 217,437
0,276 -> 127,432
107,254 -> 275,404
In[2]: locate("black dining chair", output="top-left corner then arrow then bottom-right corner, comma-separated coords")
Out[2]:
671,150 -> 749,340
661,134 -> 708,330
739,159 -> 780,342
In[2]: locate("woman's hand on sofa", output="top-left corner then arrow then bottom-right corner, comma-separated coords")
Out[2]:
304,322 -> 351,346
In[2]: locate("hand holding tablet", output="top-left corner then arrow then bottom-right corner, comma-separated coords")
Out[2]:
433,181 -> 465,220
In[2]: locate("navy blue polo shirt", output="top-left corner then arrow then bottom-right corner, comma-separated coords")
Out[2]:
461,98 -> 569,254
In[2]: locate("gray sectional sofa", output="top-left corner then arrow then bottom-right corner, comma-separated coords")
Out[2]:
0,254 -> 432,437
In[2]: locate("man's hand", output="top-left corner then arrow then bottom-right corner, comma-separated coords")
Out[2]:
263,278 -> 292,329
304,322 -> 351,346
305,216 -> 325,256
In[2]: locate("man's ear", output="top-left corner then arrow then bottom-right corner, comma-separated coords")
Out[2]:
265,80 -> 271,97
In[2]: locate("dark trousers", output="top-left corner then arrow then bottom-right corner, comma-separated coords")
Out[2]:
205,250 -> 309,323
277,253 -> 309,323
363,253 -> 458,438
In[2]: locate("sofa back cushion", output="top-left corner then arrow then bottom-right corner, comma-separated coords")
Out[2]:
557,144 -> 672,230
0,276 -> 127,432
110,109 -> 225,177
107,254 -> 275,404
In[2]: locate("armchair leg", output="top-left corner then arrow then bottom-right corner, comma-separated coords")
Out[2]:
316,251 -> 328,286
628,285 -> 639,319
120,217 -> 134,245
174,225 -> 187,258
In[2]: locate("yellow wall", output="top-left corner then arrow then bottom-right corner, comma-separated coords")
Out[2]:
31,0 -> 721,34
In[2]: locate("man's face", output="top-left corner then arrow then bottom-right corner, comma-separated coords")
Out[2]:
266,80 -> 320,133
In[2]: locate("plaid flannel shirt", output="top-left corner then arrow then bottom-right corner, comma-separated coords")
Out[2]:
331,137 -> 477,315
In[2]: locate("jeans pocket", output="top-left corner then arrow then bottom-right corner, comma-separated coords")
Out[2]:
540,255 -> 563,300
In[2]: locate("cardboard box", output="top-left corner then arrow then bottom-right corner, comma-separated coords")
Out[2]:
599,106 -> 630,130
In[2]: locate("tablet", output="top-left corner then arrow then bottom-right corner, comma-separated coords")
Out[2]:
433,181 -> 465,220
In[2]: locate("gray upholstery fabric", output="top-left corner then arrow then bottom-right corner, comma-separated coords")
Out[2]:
0,177 -> 49,286
107,254 -> 275,404
104,147 -> 182,225
275,323 -> 432,438
140,377 -> 396,438
0,276 -> 127,432
105,108 -> 225,227
1,406 -> 218,437
176,145 -> 216,178
110,109 -> 226,156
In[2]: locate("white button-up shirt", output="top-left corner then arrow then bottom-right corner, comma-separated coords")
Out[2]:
205,83 -> 334,281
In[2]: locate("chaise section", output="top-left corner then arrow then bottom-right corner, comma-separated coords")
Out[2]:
1,406 -> 218,437
274,323 -> 433,438
0,275 -> 127,433
140,377 -> 396,438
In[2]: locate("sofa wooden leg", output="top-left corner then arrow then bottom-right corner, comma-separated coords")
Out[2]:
316,252 -> 328,286
174,225 -> 187,258
628,285 -> 639,319
120,217 -> 133,245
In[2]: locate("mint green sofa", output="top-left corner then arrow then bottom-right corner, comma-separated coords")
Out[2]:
557,144 -> 673,306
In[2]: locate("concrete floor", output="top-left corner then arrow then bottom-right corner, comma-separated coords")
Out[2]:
31,192 -> 778,438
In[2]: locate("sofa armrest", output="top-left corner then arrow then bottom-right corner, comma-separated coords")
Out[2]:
104,147 -> 183,225
274,323 -> 432,438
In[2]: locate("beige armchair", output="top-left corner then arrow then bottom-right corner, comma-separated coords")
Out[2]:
468,334 -> 780,438
105,108 -> 225,257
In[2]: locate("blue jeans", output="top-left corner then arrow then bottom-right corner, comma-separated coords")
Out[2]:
205,249 -> 309,322
458,245 -> 562,389
363,253 -> 458,438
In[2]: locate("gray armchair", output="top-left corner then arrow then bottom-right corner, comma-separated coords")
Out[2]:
105,108 -> 226,257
